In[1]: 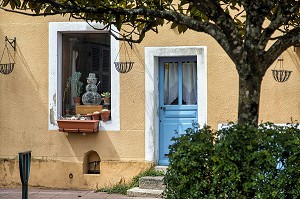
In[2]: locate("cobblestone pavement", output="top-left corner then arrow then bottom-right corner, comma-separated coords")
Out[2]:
0,188 -> 157,199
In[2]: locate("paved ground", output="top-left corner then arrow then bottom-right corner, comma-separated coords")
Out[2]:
0,188 -> 157,199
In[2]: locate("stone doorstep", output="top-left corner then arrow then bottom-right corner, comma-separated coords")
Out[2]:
139,176 -> 165,190
126,166 -> 167,198
154,166 -> 168,174
127,187 -> 164,198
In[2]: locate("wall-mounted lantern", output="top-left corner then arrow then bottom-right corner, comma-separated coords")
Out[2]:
272,58 -> 292,82
0,36 -> 16,75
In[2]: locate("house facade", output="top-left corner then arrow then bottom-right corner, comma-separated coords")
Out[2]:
1,11 -> 300,189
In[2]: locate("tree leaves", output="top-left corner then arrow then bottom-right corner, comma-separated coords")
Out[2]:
165,123 -> 300,198
177,24 -> 188,33
1,0 -> 299,41
115,14 -> 121,30
2,0 -> 300,125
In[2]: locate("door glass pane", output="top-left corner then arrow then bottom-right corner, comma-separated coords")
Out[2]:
164,62 -> 178,105
182,61 -> 197,105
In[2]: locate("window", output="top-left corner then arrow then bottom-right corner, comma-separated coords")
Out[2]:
49,22 -> 120,131
62,33 -> 111,111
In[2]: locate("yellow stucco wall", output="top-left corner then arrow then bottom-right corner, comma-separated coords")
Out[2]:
0,9 -> 300,189
0,12 -> 151,189
0,158 -> 152,189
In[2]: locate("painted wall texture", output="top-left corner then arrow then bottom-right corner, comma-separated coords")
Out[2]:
0,8 -> 300,189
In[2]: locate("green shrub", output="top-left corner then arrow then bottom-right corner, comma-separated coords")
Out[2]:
164,123 -> 300,199
98,182 -> 129,195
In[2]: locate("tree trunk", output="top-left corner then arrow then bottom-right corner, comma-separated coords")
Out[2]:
238,75 -> 263,125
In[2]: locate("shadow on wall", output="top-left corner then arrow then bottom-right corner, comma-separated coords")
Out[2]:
66,132 -> 120,162
15,44 -> 39,90
288,47 -> 300,73
0,36 -> 49,151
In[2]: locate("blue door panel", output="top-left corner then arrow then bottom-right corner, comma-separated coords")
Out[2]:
159,122 -> 178,166
159,56 -> 198,165
181,122 -> 195,134
164,111 -> 197,118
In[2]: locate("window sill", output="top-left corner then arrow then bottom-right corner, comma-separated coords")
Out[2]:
57,119 -> 99,133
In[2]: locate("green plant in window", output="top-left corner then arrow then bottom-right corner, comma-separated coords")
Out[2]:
65,104 -> 71,110
63,78 -> 71,103
101,92 -> 111,98
70,72 -> 83,97
101,92 -> 111,105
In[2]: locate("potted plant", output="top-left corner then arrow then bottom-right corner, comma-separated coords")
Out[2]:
65,104 -> 71,115
63,78 -> 71,105
70,72 -> 83,105
101,109 -> 110,122
101,92 -> 111,105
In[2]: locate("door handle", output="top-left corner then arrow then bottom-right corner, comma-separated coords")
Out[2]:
160,107 -> 166,110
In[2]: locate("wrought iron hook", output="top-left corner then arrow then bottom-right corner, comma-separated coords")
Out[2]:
5,36 -> 16,51
127,35 -> 132,49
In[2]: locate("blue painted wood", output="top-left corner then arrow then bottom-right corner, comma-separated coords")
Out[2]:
159,56 -> 197,166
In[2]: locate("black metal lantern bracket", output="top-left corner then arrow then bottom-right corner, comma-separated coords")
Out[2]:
0,36 -> 16,75
271,57 -> 292,83
5,36 -> 16,51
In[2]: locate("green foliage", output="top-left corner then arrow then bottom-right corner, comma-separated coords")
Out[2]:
164,123 -> 300,199
98,166 -> 164,195
3,1 -> 300,123
101,92 -> 111,98
98,182 -> 129,195
69,72 -> 83,97
130,165 -> 164,187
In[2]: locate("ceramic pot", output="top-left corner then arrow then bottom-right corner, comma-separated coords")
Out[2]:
92,113 -> 100,120
101,110 -> 110,122
103,98 -> 110,105
73,96 -> 81,105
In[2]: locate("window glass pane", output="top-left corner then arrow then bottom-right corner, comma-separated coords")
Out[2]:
62,33 -> 111,114
164,62 -> 178,105
182,61 -> 197,105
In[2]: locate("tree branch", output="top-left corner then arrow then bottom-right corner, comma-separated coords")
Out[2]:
0,6 -> 62,16
259,2 -> 300,50
1,0 -> 239,63
263,27 -> 300,72
190,0 -> 243,54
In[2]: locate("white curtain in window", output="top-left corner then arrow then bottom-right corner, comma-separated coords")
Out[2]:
164,62 -> 178,105
71,49 -> 78,73
182,62 -> 197,105
71,49 -> 78,99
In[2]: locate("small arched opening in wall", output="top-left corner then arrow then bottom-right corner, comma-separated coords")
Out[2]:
83,150 -> 101,174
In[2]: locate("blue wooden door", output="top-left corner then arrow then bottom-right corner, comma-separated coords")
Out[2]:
159,57 -> 198,165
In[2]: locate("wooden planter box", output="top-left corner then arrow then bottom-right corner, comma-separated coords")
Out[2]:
75,105 -> 102,115
57,120 -> 99,133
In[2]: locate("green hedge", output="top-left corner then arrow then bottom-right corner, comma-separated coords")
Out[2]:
164,123 -> 300,199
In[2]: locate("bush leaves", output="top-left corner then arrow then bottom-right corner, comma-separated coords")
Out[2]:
164,123 -> 300,199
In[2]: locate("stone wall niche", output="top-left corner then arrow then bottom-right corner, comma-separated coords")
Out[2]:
83,150 -> 101,174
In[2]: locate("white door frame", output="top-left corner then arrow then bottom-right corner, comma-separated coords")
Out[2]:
144,46 -> 207,163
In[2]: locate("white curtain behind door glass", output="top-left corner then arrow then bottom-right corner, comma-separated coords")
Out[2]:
164,62 -> 178,105
182,61 -> 197,105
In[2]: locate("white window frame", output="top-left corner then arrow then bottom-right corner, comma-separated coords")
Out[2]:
48,22 -> 120,131
144,46 -> 207,163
